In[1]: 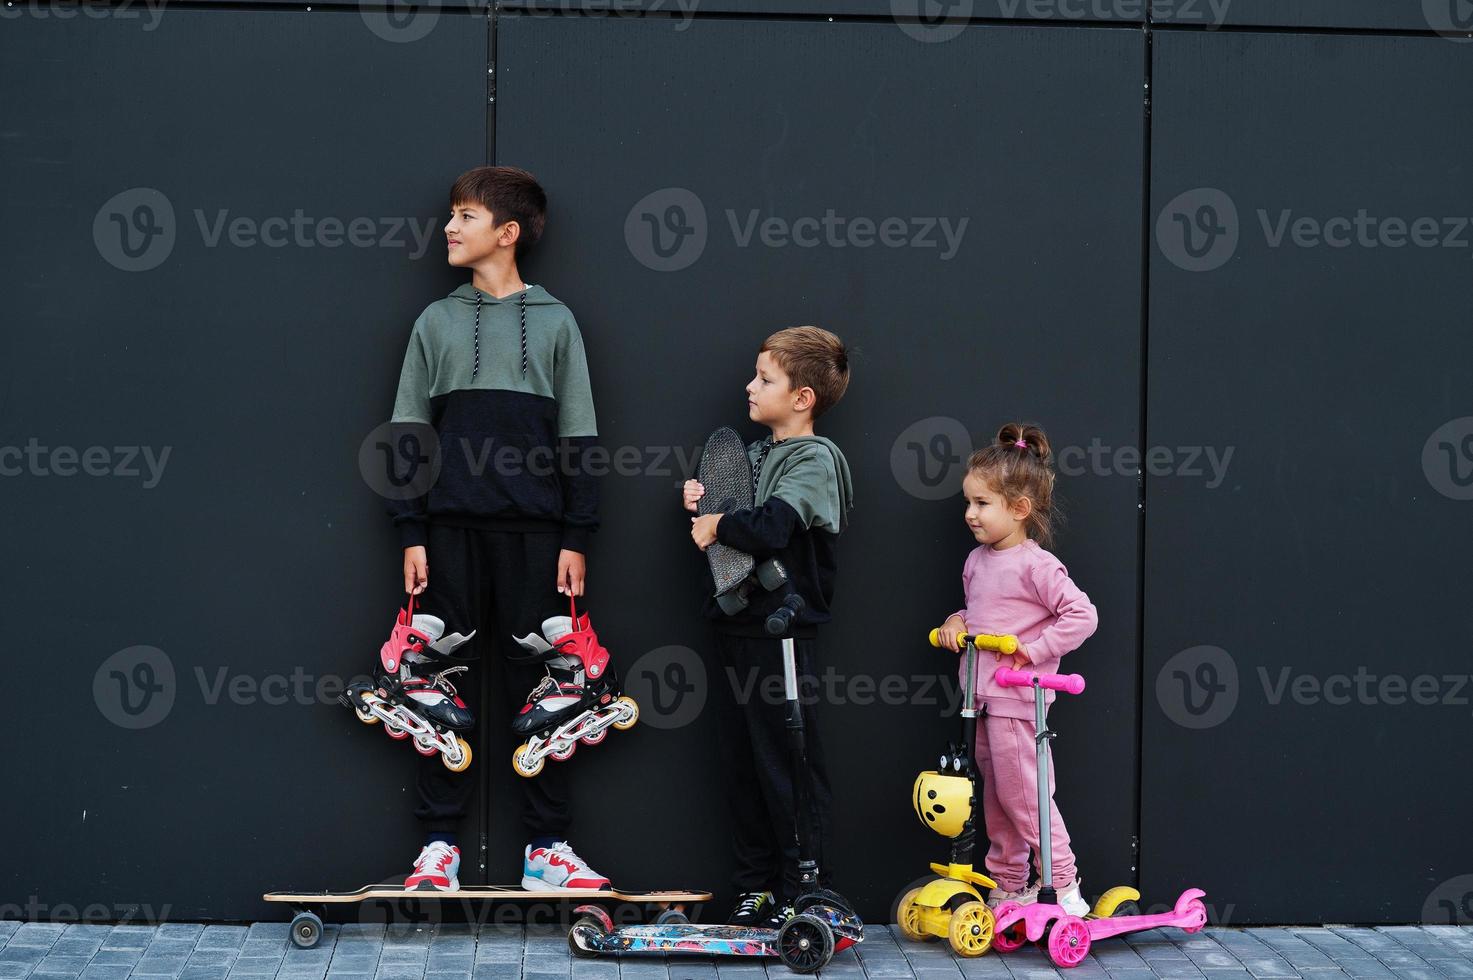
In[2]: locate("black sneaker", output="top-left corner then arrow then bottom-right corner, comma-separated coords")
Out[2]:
728,891 -> 774,926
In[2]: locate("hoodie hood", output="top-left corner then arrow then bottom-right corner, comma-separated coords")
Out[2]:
754,434 -> 855,534
447,282 -> 564,380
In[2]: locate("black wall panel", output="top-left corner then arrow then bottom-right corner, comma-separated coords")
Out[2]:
1144,29 -> 1473,924
495,13 -> 1146,923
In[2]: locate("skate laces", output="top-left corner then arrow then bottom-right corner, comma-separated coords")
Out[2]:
546,841 -> 591,870
415,842 -> 454,872
734,892 -> 769,917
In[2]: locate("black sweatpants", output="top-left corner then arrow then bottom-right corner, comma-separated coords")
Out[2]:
711,632 -> 835,903
412,522 -> 572,839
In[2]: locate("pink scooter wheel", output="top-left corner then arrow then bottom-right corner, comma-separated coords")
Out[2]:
1181,897 -> 1208,934
1046,916 -> 1091,968
991,902 -> 1027,953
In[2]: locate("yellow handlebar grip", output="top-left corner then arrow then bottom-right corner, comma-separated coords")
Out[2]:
928,629 -> 1019,654
928,628 -> 943,648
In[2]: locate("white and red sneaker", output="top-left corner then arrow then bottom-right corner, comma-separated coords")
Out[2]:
521,841 -> 609,891
404,841 -> 460,891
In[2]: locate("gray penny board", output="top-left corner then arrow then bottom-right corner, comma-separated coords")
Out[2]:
696,426 -> 756,596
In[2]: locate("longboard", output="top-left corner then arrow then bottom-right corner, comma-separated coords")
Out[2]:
264,885 -> 712,949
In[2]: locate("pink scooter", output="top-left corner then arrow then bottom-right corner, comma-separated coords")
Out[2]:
989,667 -> 1208,969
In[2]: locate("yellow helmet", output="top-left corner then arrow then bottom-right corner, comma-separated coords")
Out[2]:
913,771 -> 972,838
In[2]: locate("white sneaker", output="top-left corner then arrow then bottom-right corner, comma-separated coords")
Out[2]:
521,840 -> 610,891
404,841 -> 460,891
986,882 -> 1040,910
1057,878 -> 1090,916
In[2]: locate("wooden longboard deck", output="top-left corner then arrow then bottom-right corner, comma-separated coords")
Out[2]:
264,885 -> 711,904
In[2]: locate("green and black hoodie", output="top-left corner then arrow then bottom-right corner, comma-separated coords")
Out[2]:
387,283 -> 598,553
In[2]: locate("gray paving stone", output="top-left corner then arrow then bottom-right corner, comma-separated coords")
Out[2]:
102,930 -> 156,952
177,970 -> 231,980
0,924 -> 22,944
197,931 -> 249,953
1329,957 -> 1396,980
131,953 -> 190,976
227,957 -> 286,977
78,966 -> 138,980
10,926 -> 69,948
34,954 -> 96,975
247,928 -> 290,942
156,930 -> 204,944
1427,959 -> 1473,977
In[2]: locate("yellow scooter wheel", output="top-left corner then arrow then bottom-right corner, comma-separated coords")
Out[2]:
948,901 -> 994,957
897,888 -> 928,942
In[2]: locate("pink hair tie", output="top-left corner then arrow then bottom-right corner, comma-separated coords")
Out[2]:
1014,439 -> 1028,449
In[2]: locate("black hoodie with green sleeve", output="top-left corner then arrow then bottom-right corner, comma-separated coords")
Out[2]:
387,283 -> 598,554
704,434 -> 855,637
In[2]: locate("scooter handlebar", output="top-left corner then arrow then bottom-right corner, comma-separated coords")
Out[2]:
993,667 -> 1086,695
928,628 -> 1019,655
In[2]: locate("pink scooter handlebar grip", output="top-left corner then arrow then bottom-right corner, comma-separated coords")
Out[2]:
993,667 -> 1086,695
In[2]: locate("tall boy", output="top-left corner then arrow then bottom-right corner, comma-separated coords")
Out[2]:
385,166 -> 608,891
683,326 -> 854,925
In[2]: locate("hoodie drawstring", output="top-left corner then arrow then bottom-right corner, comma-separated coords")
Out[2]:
471,289 -> 528,381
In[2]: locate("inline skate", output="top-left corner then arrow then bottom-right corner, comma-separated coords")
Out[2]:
509,598 -> 638,777
341,593 -> 478,772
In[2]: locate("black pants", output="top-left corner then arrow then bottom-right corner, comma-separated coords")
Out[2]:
712,633 -> 835,903
412,523 -> 571,839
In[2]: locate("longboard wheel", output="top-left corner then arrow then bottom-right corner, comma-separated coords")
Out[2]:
512,743 -> 543,778
290,911 -> 323,950
611,697 -> 639,731
442,737 -> 472,773
654,909 -> 688,925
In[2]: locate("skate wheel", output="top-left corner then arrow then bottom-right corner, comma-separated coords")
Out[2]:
512,743 -> 543,778
385,725 -> 410,741
991,901 -> 1026,953
353,696 -> 379,725
579,725 -> 608,746
611,696 -> 639,731
756,559 -> 787,591
654,908 -> 688,926
442,737 -> 472,773
550,740 -> 576,762
289,911 -> 323,949
896,887 -> 928,942
948,901 -> 994,958
777,913 -> 834,974
1046,915 -> 1090,968
414,738 -> 439,757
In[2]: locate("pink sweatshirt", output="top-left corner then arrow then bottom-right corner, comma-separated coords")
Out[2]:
951,539 -> 1098,720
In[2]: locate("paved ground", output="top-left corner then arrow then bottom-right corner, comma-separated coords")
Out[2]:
2,921 -> 1471,980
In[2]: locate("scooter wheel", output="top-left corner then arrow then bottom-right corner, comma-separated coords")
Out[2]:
442,737 -> 472,773
1046,915 -> 1091,968
896,887 -> 928,942
1111,900 -> 1140,918
567,915 -> 605,959
611,696 -> 639,731
1181,897 -> 1207,934
777,914 -> 834,974
948,901 -> 994,958
512,743 -> 544,778
991,901 -> 1027,953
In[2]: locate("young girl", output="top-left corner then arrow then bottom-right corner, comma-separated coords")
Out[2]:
933,422 -> 1099,915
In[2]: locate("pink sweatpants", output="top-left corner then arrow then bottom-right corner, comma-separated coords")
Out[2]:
974,712 -> 1078,891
